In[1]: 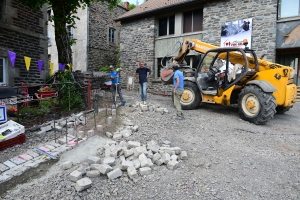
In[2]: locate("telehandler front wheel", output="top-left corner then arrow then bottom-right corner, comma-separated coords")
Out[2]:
238,85 -> 276,125
180,81 -> 201,110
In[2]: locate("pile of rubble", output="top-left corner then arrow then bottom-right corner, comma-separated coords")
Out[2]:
62,139 -> 188,192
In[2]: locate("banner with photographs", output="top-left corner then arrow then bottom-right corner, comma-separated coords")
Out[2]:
221,18 -> 252,48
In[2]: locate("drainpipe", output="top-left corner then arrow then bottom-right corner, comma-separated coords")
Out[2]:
86,6 -> 89,71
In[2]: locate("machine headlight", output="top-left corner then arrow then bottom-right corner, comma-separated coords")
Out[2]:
289,69 -> 295,79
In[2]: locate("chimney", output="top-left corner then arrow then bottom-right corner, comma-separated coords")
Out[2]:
124,1 -> 129,9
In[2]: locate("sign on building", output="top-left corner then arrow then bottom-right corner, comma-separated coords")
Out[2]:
221,18 -> 252,48
0,104 -> 7,123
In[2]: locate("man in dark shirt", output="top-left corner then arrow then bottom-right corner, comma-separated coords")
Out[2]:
135,61 -> 151,105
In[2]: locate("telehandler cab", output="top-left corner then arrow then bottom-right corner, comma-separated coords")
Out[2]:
161,38 -> 297,124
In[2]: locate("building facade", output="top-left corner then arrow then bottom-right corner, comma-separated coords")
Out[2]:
47,2 -> 128,73
116,0 -> 300,92
0,0 -> 48,86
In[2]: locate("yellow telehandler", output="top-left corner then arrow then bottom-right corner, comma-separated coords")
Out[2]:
161,38 -> 297,124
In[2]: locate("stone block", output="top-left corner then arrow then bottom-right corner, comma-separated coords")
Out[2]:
44,144 -> 55,150
102,157 -> 115,165
10,157 -> 26,165
127,141 -> 141,149
121,129 -> 132,138
86,170 -> 100,178
87,130 -> 94,137
0,163 -> 9,173
147,140 -> 160,153
61,161 -> 73,170
27,150 -> 40,158
113,133 -> 122,140
155,158 -> 164,166
133,159 -> 141,169
127,166 -> 138,180
124,148 -> 134,157
76,166 -> 87,175
133,146 -> 147,157
19,154 -> 33,161
69,170 -> 82,182
106,132 -> 113,138
171,155 -> 178,161
0,174 -> 12,184
139,167 -> 151,176
97,125 -> 103,132
75,177 -> 92,192
180,151 -> 188,160
167,160 -> 179,170
132,125 -> 139,132
23,161 -> 39,168
41,125 -> 53,132
121,160 -> 134,170
152,153 -> 161,163
112,109 -> 116,115
161,153 -> 171,164
139,153 -> 149,168
107,168 -> 122,180
107,117 -> 112,124
98,164 -> 113,174
86,156 -> 101,165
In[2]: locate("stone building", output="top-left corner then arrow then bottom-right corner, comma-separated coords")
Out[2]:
0,0 -> 48,86
116,0 -> 300,93
47,2 -> 128,73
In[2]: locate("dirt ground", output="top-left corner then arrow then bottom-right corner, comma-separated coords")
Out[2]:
1,90 -> 300,199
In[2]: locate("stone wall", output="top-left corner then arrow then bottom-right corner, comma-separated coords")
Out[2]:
88,3 -> 127,71
0,0 -> 48,86
119,17 -> 156,89
203,0 -> 277,61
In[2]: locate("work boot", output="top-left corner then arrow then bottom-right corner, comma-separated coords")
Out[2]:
177,114 -> 184,120
121,100 -> 126,106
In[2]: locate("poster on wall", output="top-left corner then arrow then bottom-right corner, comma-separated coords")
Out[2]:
221,18 -> 252,48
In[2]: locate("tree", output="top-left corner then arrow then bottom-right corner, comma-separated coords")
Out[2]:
18,0 -> 119,65
129,3 -> 136,10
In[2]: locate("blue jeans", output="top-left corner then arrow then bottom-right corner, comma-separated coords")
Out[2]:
139,82 -> 148,101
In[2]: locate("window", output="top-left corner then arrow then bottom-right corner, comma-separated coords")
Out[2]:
158,15 -> 175,36
47,9 -> 52,21
0,58 -> 6,85
67,26 -> 73,41
109,28 -> 116,43
183,9 -> 203,33
278,0 -> 300,18
47,30 -> 51,46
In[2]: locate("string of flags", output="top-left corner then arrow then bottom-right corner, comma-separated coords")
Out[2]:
7,50 -> 70,76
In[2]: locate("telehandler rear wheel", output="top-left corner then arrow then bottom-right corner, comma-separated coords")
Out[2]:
238,85 -> 276,125
180,81 -> 201,110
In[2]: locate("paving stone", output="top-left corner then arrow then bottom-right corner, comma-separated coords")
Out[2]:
48,141 -> 61,148
61,161 -> 73,170
0,163 -> 9,173
139,153 -> 149,168
10,157 -> 26,165
102,157 -> 115,165
27,150 -> 40,158
147,140 -> 160,153
44,144 -> 55,150
87,130 -> 94,137
139,167 -> 152,176
107,168 -> 122,180
98,164 -> 113,174
167,160 -> 179,170
86,156 -> 101,165
19,154 -> 33,161
23,161 -> 39,168
86,170 -> 100,178
97,125 -> 103,132
69,170 -> 82,182
0,174 -> 12,184
38,146 -> 50,152
75,177 -> 92,192
106,132 -> 113,138
113,133 -> 122,140
180,151 -> 188,160
127,166 -> 138,180
121,160 -> 134,170
152,153 -> 161,163
128,141 -> 141,149
133,146 -> 147,157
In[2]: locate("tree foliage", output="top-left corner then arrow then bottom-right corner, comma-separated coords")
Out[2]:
129,3 -> 136,10
18,0 -> 119,64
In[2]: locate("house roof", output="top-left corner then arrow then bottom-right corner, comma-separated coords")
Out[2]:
116,0 -> 204,21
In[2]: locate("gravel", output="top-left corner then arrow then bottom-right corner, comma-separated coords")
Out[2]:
1,90 -> 300,199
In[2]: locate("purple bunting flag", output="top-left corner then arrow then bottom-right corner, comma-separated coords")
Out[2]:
7,51 -> 16,67
38,60 -> 43,73
59,63 -> 65,71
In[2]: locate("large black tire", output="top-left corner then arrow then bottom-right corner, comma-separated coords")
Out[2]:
238,85 -> 276,125
276,106 -> 290,114
180,81 -> 201,110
